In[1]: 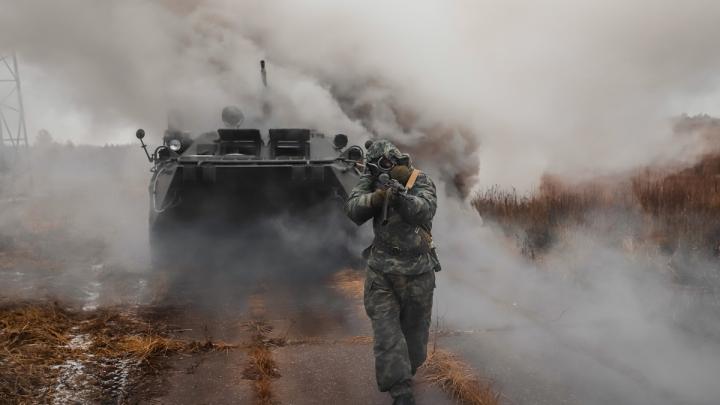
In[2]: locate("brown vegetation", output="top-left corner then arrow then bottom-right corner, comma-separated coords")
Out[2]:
0,302 -> 73,402
474,115 -> 720,261
421,349 -> 501,405
242,320 -> 281,405
0,302 -> 235,404
473,152 -> 720,260
330,268 -> 365,299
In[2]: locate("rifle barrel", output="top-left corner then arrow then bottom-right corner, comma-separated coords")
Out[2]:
378,173 -> 392,225
381,190 -> 391,225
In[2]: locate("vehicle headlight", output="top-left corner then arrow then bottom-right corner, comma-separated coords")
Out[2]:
345,145 -> 364,162
168,138 -> 182,152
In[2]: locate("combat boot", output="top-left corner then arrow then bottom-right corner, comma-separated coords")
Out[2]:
392,393 -> 416,405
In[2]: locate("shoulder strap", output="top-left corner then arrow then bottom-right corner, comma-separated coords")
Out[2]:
405,169 -> 421,190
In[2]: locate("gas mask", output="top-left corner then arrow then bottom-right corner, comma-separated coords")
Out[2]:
366,155 -> 397,177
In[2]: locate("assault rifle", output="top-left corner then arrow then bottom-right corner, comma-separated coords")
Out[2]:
378,173 -> 406,225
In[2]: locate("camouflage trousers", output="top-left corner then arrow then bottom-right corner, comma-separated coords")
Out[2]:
364,267 -> 435,397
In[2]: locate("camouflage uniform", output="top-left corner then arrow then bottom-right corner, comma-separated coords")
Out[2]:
345,140 -> 440,399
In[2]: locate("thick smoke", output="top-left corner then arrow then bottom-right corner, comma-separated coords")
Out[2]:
4,0 -> 720,188
433,196 -> 720,404
3,1 -> 720,404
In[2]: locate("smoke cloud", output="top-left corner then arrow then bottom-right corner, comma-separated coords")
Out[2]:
3,0 -> 720,188
433,196 -> 720,404
3,1 -> 720,404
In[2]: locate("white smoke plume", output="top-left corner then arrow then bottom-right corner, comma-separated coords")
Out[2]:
3,1 -> 720,404
433,195 -> 720,404
3,0 -> 720,188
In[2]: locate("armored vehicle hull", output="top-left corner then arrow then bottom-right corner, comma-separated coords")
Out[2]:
137,126 -> 365,269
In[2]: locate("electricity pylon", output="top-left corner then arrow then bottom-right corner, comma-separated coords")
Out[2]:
0,52 -> 29,170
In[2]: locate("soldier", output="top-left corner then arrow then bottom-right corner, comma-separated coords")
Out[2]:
345,140 -> 441,405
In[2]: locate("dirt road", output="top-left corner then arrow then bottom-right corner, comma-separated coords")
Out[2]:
1,257 -> 461,404
0,172 -> 466,404
150,270 -> 453,405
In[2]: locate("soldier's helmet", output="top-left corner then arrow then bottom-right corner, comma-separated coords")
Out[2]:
366,139 -> 403,162
365,139 -> 411,175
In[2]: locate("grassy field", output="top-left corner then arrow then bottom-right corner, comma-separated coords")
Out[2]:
472,116 -> 720,299
474,115 -> 720,260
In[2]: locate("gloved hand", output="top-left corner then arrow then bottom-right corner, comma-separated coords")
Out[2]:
390,165 -> 412,185
370,189 -> 388,208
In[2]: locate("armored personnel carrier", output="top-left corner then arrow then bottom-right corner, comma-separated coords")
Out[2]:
135,123 -> 363,228
134,63 -> 365,268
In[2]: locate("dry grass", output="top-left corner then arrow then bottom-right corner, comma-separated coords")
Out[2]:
0,302 -> 74,402
421,349 -> 501,405
330,268 -> 365,299
244,319 -> 273,337
0,302 -> 236,404
243,346 -> 280,380
81,309 -> 235,361
242,320 -> 280,405
114,335 -> 188,358
254,378 -> 274,405
473,152 -> 720,259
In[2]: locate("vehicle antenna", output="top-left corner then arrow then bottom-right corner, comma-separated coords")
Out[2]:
260,60 -> 268,87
